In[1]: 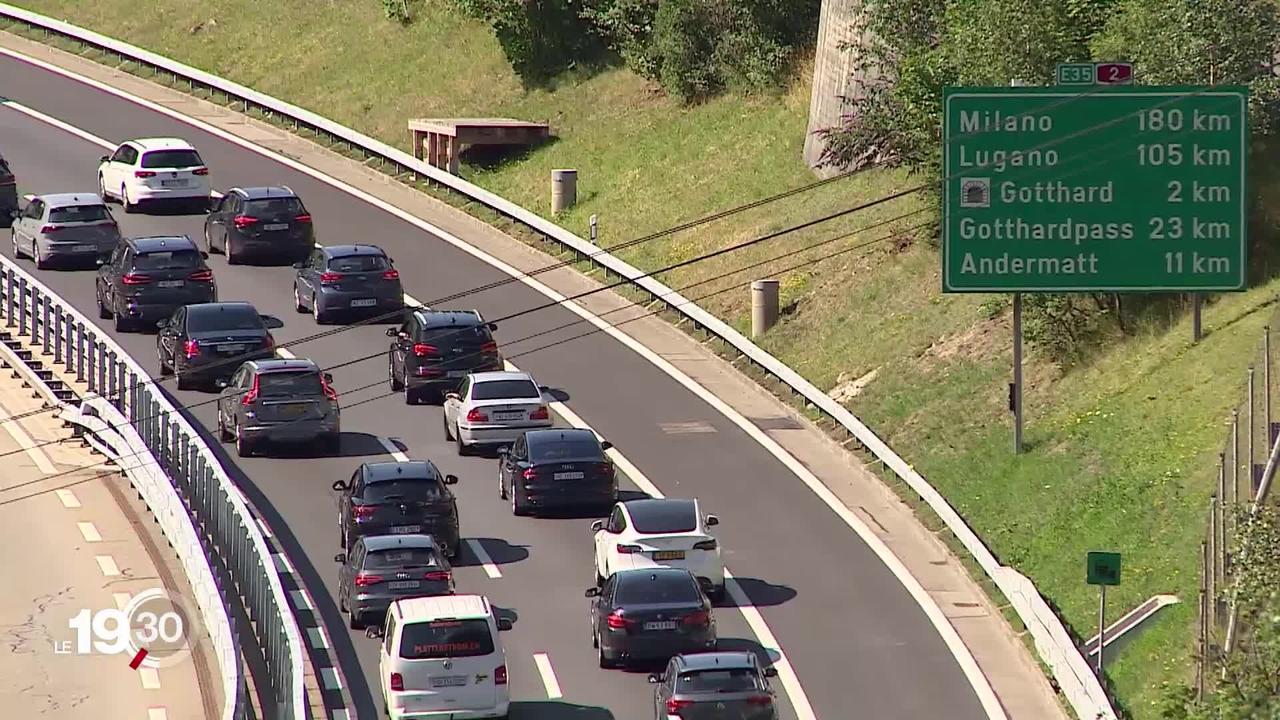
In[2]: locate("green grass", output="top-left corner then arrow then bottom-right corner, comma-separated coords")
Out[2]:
9,1 -> 1276,715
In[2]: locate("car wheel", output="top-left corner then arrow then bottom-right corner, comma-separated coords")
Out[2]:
348,609 -> 362,630
97,174 -> 110,203
226,238 -> 240,265
96,287 -> 112,319
11,231 -> 23,260
388,357 -> 404,391
235,424 -> 254,458
311,295 -> 327,324
498,468 -> 507,499
158,347 -> 172,376
175,369 -> 193,391
113,313 -> 131,333
34,244 -> 49,270
455,428 -> 470,456
217,412 -> 233,442
204,227 -> 218,254
597,638 -> 615,669
709,585 -> 727,604
403,378 -> 418,405
511,481 -> 528,517
122,185 -> 137,214
442,414 -> 453,441
294,285 -> 307,313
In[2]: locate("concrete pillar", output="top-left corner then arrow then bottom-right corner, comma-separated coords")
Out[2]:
446,137 -> 460,174
751,279 -> 780,338
803,0 -> 875,177
551,169 -> 578,213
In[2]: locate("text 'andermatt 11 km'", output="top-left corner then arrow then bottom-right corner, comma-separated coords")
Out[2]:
941,85 -> 1248,293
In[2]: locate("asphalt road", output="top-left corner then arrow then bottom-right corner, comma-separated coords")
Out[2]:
0,53 -> 989,720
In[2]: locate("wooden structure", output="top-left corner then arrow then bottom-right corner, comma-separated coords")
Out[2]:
408,118 -> 551,174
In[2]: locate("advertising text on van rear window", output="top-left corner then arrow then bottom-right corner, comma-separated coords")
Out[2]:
399,618 -> 494,659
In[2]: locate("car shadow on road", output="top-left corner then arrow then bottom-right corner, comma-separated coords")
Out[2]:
715,637 -> 783,668
617,490 -> 652,503
719,577 -> 796,608
255,431 -> 398,459
509,701 -> 614,719
456,537 -> 530,569
542,386 -> 570,403
131,200 -> 210,216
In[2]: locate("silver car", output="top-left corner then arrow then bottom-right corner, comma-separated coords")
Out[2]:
216,358 -> 340,457
442,370 -> 552,455
10,192 -> 122,268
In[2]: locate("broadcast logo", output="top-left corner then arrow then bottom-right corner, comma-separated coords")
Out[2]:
52,588 -> 200,669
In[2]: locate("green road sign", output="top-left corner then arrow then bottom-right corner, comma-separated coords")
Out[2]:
1087,551 -> 1122,586
942,86 -> 1248,292
1056,63 -> 1095,85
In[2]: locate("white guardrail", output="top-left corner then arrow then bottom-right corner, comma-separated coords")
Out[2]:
0,253 -> 305,713
0,5 -> 1116,718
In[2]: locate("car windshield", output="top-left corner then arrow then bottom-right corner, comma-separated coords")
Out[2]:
257,370 -> 323,396
328,254 -> 389,272
677,668 -> 762,693
421,325 -> 491,347
48,204 -> 110,223
361,479 -> 446,502
133,249 -> 201,271
472,380 -> 540,401
629,500 -> 698,534
529,436 -> 602,462
615,573 -> 700,604
399,619 -> 494,659
140,149 -> 203,168
186,306 -> 263,332
364,548 -> 440,570
245,197 -> 303,216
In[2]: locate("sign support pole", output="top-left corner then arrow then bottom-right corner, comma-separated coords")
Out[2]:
1193,294 -> 1203,343
1097,583 -> 1107,675
1013,293 -> 1023,454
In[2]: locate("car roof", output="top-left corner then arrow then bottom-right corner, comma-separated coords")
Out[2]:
675,651 -> 758,672
186,301 -> 258,315
469,371 -> 533,384
394,593 -> 491,621
36,192 -> 106,208
230,186 -> 296,200
525,428 -> 597,444
128,235 -> 197,252
413,309 -> 484,328
248,358 -> 318,374
623,498 -> 697,525
361,460 -> 443,483
323,244 -> 386,257
131,138 -> 196,151
361,534 -> 440,553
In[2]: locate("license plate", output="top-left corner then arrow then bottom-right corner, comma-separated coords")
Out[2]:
218,344 -> 245,353
391,525 -> 421,534
160,179 -> 187,187
494,411 -> 523,421
554,471 -> 585,480
73,244 -> 95,252
644,621 -> 678,631
263,223 -> 289,231
430,675 -> 468,688
448,370 -> 468,378
350,298 -> 377,307
158,280 -> 184,288
279,404 -> 306,417
653,550 -> 686,561
388,581 -> 419,590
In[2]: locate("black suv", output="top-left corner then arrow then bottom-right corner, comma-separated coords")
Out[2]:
96,235 -> 216,332
203,186 -> 314,264
387,309 -> 502,404
332,460 -> 462,558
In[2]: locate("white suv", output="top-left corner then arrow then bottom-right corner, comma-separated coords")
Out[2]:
371,594 -> 512,720
97,138 -> 210,213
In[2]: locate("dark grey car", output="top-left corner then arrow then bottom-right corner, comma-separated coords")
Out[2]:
12,193 -> 122,269
204,186 -> 314,264
648,652 -> 779,720
96,236 -> 216,332
0,154 -> 16,227
334,533 -> 455,629
215,358 -> 340,457
333,460 -> 462,558
587,568 -> 717,668
155,302 -> 281,390
293,244 -> 404,324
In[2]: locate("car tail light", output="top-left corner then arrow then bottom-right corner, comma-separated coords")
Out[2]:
530,406 -> 549,420
121,273 -> 151,285
320,271 -> 343,284
321,375 -> 338,401
389,672 -> 404,692
354,572 -> 383,587
666,698 -> 693,714
39,224 -> 59,233
353,505 -> 376,520
480,341 -> 498,353
412,343 -> 438,357
606,611 -> 635,629
241,375 -> 260,405
183,340 -> 201,359
598,462 -> 614,477
522,467 -> 537,480
693,539 -> 718,551
263,333 -> 275,351
381,268 -> 400,280
294,213 -> 311,223
466,408 -> 489,423
494,665 -> 507,685
232,215 -> 258,230
423,570 -> 451,582
192,167 -> 209,176
188,268 -> 214,281
615,544 -> 642,554
746,695 -> 773,706
681,610 -> 710,626
134,170 -> 156,178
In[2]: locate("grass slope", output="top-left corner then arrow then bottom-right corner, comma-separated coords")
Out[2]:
12,1 -> 1274,714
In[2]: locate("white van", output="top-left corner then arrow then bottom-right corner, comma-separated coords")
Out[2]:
371,594 -> 512,719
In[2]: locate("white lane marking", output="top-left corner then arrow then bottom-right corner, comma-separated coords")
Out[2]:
95,555 -> 121,577
0,395 -> 58,474
0,51 -> 1003,717
465,539 -> 502,579
272,553 -> 295,574
275,347 -> 296,359
138,667 -> 161,689
56,489 -> 81,508
377,436 -> 410,462
532,652 -> 563,699
288,589 -> 312,610
113,592 -> 132,610
255,518 -> 273,538
329,711 -> 351,720
320,667 -> 343,690
307,626 -> 331,650
77,521 -> 102,542
0,98 -> 114,149
148,708 -> 168,720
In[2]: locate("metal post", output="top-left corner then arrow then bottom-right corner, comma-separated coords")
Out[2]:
1197,584 -> 1206,700
75,324 -> 85,383
1013,293 -> 1024,454
29,292 -> 38,346
1267,326 -> 1274,445
1097,584 -> 1107,675
53,310 -> 62,363
589,214 -> 599,245
17,276 -> 27,336
1193,294 -> 1203,342
4,268 -> 14,327
1249,367 -> 1257,482
1233,410 -> 1241,502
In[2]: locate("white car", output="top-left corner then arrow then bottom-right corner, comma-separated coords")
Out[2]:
442,370 -> 552,455
593,498 -> 725,601
96,138 -> 210,213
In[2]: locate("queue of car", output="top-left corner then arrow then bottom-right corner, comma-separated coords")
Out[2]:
5,137 -> 779,720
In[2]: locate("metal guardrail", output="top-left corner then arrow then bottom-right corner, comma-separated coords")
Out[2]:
0,251 -> 305,718
0,4 -> 1116,717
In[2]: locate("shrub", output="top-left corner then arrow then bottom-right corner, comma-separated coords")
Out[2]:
449,0 -> 605,87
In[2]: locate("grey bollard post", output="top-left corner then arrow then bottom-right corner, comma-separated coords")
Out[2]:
551,169 -> 578,214
751,279 -> 780,338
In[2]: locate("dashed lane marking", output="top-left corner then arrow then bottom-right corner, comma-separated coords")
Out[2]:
533,652 -> 563,699
307,626 -> 331,650
320,667 -> 343,691
138,668 -> 161,690
56,489 -> 81,508
464,539 -> 502,580
95,555 -> 120,577
147,708 -> 168,720
77,521 -> 102,542
113,592 -> 132,611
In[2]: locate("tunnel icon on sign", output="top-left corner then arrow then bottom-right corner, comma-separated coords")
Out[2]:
959,178 -> 991,208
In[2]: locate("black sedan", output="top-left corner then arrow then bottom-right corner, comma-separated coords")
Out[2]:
334,533 -> 455,629
332,460 -> 462,558
498,428 -> 616,516
648,651 -> 780,720
587,568 -> 717,668
155,302 -> 282,390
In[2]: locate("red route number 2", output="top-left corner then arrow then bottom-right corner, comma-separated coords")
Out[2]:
1096,63 -> 1133,85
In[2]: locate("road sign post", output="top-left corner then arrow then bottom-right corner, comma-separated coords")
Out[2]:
1087,551 -> 1122,675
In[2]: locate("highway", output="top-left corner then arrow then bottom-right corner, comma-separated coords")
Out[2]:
0,51 -> 990,720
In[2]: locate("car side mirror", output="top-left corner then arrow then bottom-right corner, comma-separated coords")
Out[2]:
291,261 -> 306,269
323,373 -> 334,384
99,155 -> 109,163
705,515 -> 719,527
6,209 -> 17,220
365,626 -> 383,639
764,667 -> 778,678
487,322 -> 498,331
590,520 -> 605,532
496,617 -> 513,631
600,440 -> 613,451
584,587 -> 600,597
445,392 -> 459,401
538,385 -> 550,393
496,447 -> 509,456
260,315 -> 284,330
200,251 -> 210,259
333,553 -> 346,563
331,480 -> 347,492
156,318 -> 170,329
647,673 -> 660,684
385,328 -> 398,337
444,474 -> 458,485
214,378 -> 229,389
